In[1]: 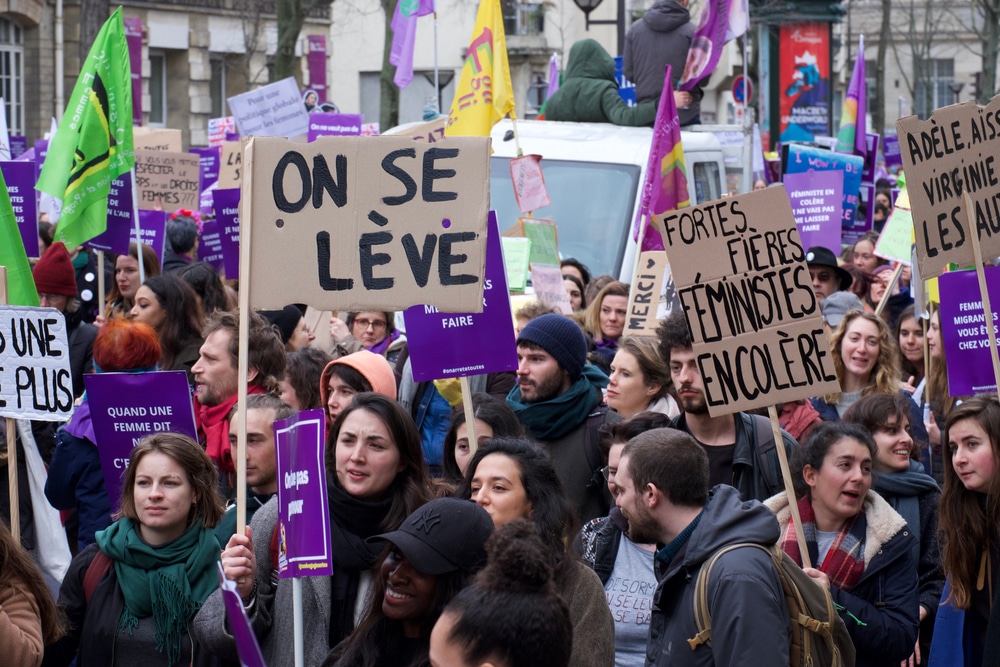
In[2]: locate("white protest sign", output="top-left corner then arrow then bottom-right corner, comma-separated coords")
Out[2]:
228,77 -> 311,139
243,135 -> 490,312
0,306 -> 73,420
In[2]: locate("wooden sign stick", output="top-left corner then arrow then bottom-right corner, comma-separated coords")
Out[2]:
767,405 -> 811,569
0,266 -> 19,545
874,262 -> 905,318
963,192 -> 1000,393
460,376 -> 478,458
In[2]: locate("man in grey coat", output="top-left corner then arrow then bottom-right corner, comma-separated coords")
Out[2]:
623,0 -> 702,126
615,428 -> 790,666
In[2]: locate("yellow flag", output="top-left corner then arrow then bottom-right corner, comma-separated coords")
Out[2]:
445,0 -> 515,136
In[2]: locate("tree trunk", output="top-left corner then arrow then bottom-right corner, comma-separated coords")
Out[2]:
380,0 -> 400,130
79,0 -> 110,65
874,0 -> 890,134
983,0 -> 1000,103
274,0 -> 307,82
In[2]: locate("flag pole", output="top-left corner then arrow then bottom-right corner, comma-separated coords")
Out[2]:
433,8 -> 440,113
0,267 -> 19,545
130,168 -> 144,285
97,250 -> 106,320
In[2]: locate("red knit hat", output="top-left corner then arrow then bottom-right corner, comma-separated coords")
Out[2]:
32,242 -> 78,297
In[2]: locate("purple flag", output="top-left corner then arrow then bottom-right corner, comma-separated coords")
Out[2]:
633,65 -> 691,251
547,53 -> 560,100
2,161 -> 38,257
124,18 -> 143,126
390,0 -> 435,88
84,371 -> 197,510
198,219 -> 226,274
212,188 -> 241,279
216,565 -> 267,667
87,177 -> 133,254
680,0 -> 749,91
307,35 -> 328,103
835,35 -> 866,157
275,409 -> 333,578
940,267 -> 1000,395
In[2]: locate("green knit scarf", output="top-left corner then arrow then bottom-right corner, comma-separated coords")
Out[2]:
94,518 -> 221,664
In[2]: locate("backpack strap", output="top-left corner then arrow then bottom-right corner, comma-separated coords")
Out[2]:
749,414 -> 780,493
583,406 -> 609,492
687,543 -> 770,650
83,549 -> 112,606
270,520 -> 280,572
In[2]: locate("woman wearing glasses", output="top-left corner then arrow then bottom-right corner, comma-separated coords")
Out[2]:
328,311 -> 407,366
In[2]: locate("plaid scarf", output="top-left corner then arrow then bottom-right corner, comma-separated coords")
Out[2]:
781,495 -> 866,592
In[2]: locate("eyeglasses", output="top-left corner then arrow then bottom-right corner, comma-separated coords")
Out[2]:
600,465 -> 616,481
353,318 -> 387,331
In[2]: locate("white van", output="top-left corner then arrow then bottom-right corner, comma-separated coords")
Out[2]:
489,119 -> 727,282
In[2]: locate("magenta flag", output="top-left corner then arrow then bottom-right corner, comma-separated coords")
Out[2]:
390,0 -> 435,88
547,53 -> 560,100
835,35 -> 867,158
633,65 -> 691,251
679,0 -> 748,91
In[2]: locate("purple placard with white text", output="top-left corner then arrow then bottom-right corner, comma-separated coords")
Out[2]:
189,146 -> 221,195
307,35 -> 327,103
862,133 -> 880,183
403,212 -> 517,381
9,135 -> 26,158
939,267 -> 1000,396
843,184 -> 875,247
275,409 -> 333,578
2,161 -> 38,257
883,136 -> 902,170
198,219 -> 226,274
86,176 -> 133,254
216,565 -> 267,667
307,113 -> 363,141
84,371 -> 197,510
138,210 -> 167,262
212,188 -> 241,278
782,170 -> 843,255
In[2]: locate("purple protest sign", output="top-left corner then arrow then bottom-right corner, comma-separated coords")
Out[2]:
33,139 -> 47,182
138,210 -> 167,262
883,136 -> 902,170
783,171 -> 843,255
307,35 -> 328,103
189,146 -> 221,194
124,18 -> 143,126
216,565 -> 267,667
212,188 -> 241,279
2,161 -> 39,257
198,219 -> 226,274
84,371 -> 197,510
403,212 -> 518,381
939,267 -> 1000,395
87,176 -> 133,254
862,133 -> 880,183
843,183 -> 875,247
9,135 -> 26,158
307,113 -> 363,141
275,409 -> 333,578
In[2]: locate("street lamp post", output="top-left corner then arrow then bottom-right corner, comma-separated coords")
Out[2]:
949,81 -> 965,105
572,0 -> 626,56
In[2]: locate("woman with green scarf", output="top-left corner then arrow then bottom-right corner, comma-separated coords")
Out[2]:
42,433 -> 225,667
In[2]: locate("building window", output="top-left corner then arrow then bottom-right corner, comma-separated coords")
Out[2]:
0,18 -> 24,136
502,0 -> 544,36
210,55 -> 226,118
149,50 -> 167,126
915,59 -> 953,118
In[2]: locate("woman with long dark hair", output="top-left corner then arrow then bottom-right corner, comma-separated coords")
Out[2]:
440,393 -> 522,484
130,273 -> 205,381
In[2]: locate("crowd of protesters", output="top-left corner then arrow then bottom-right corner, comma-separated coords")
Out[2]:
0,216 -> 993,667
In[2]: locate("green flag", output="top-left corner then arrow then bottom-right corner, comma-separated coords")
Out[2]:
0,166 -> 39,306
37,6 -> 134,249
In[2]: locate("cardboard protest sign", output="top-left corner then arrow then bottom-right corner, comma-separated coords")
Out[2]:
213,188 -> 241,278
625,251 -> 668,336
2,161 -> 38,257
0,307 -> 73,420
137,210 -> 167,262
198,219 -> 226,274
783,144 -> 864,235
134,149 -> 201,211
275,409 -> 333,578
227,77 -> 311,139
403,212 -> 517,380
84,371 -> 198,508
783,170 -> 843,255
87,177 -> 133,254
510,155 -> 551,214
209,116 -> 237,147
500,237 -> 530,292
217,141 -> 243,189
133,127 -> 183,152
938,267 -> 1000,395
897,98 -> 1000,278
243,135 -> 490,312
530,264 -> 572,314
656,186 -> 840,416
874,188 -> 914,265
216,565 -> 267,667
393,118 -> 447,143
519,218 -> 559,267
307,113 -> 363,141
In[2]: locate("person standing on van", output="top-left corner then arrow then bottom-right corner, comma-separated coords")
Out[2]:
623,0 -> 702,126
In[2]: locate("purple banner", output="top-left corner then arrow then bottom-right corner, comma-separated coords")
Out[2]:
84,371 -> 197,509
138,210 -> 167,262
124,18 -> 143,126
307,35 -> 328,103
403,212 -> 518,380
189,146 -> 221,195
939,267 -> 1000,395
783,171 -> 843,256
307,113 -> 363,141
212,188 -> 240,279
2,161 -> 38,257
87,176 -> 133,254
9,135 -> 26,159
217,565 -> 267,667
275,409 -> 333,578
883,136 -> 902,169
198,219 -> 226,273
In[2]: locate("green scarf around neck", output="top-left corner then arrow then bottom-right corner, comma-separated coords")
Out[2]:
507,365 -> 608,440
94,517 -> 221,664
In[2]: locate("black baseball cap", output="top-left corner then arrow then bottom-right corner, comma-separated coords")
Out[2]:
805,246 -> 853,292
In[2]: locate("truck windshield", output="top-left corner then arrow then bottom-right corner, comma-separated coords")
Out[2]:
490,157 -> 640,279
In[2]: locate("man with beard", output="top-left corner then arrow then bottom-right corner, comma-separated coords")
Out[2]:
657,312 -> 795,502
507,314 -> 620,523
615,429 -> 789,666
